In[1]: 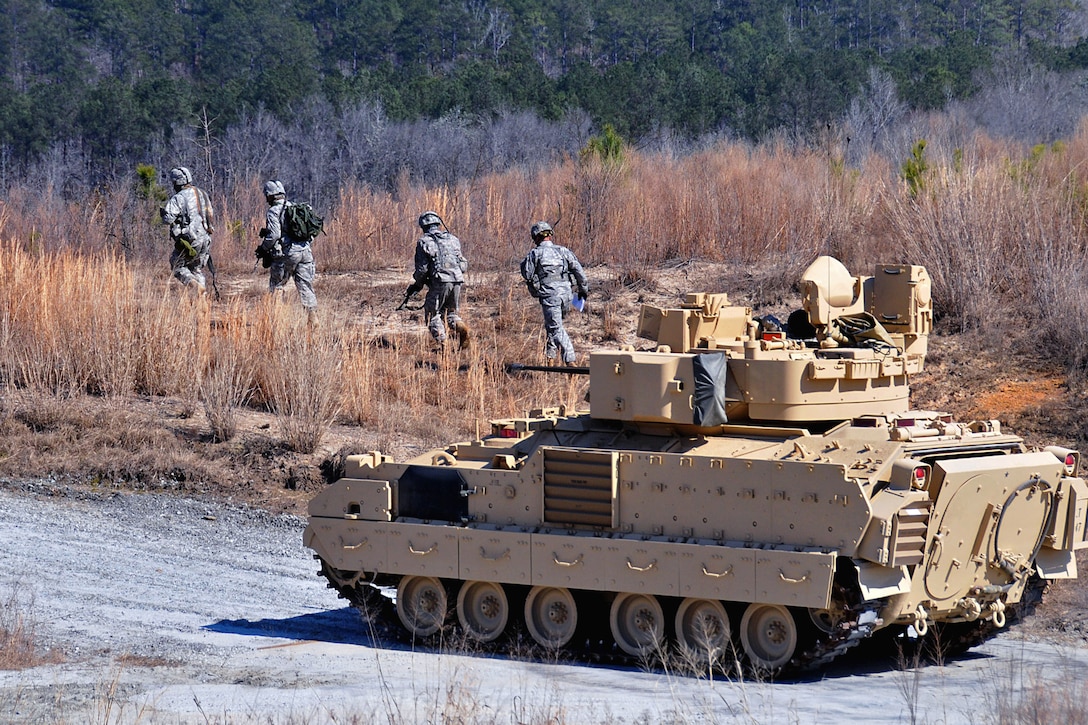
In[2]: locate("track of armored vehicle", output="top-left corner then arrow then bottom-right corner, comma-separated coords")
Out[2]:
305,257 -> 1088,675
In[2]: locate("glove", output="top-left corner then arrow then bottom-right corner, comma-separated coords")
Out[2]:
579,289 -> 589,301
258,227 -> 269,238
254,245 -> 273,268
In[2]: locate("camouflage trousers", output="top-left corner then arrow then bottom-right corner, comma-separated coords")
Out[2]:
424,282 -> 463,342
541,297 -> 575,363
269,243 -> 317,309
170,244 -> 210,289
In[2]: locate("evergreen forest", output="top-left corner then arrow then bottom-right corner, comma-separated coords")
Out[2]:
4,0 -> 1088,194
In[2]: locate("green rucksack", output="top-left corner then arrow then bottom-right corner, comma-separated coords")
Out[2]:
283,202 -> 324,242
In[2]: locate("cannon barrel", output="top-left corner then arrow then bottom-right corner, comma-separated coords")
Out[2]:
504,362 -> 589,375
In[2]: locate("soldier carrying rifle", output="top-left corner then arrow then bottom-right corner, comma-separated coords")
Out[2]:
161,167 -> 216,296
401,211 -> 470,350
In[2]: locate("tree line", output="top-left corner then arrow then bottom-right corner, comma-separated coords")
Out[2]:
1,0 -> 1086,194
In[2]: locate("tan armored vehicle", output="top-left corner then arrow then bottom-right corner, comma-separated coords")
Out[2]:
305,256 -> 1088,672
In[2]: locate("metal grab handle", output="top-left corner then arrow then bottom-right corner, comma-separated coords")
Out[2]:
778,570 -> 810,585
701,564 -> 734,578
626,558 -> 657,572
552,553 -> 584,567
408,542 -> 438,556
479,547 -> 511,561
341,538 -> 368,551
929,533 -> 944,568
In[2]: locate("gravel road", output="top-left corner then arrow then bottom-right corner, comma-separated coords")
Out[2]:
2,483 -> 1087,724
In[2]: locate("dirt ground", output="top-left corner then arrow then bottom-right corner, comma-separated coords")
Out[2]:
3,484 -> 1088,725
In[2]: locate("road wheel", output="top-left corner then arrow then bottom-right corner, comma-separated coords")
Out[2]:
456,581 -> 509,643
396,575 -> 447,638
739,603 -> 798,671
675,598 -> 731,666
609,593 -> 665,657
524,586 -> 577,648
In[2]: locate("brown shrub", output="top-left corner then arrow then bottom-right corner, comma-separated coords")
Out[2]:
261,308 -> 342,453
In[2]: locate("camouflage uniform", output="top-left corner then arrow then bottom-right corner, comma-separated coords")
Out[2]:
412,214 -> 468,344
520,227 -> 588,365
161,167 -> 215,291
258,180 -> 317,310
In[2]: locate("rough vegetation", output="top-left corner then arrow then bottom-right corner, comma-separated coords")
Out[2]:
2,145 -> 1088,722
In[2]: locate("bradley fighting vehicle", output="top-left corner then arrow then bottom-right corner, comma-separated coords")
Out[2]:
305,256 -> 1088,672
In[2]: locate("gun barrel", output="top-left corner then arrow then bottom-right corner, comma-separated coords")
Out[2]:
504,362 -> 589,375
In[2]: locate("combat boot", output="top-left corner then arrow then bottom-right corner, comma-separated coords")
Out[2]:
454,321 -> 471,351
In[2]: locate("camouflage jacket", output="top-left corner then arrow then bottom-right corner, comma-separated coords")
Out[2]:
520,240 -> 588,303
162,186 -> 214,247
261,199 -> 305,250
414,230 -> 468,285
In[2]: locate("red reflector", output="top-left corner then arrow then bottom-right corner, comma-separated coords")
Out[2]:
499,428 -> 519,438
1066,454 -> 1076,467
914,466 -> 927,481
762,331 -> 784,341
896,418 -> 916,427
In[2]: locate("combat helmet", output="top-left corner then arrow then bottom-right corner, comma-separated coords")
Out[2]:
169,167 -> 193,190
263,180 -> 285,199
418,211 -> 443,230
531,220 -> 553,243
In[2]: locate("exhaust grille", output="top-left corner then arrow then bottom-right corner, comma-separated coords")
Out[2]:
890,501 -> 931,566
542,448 -> 618,528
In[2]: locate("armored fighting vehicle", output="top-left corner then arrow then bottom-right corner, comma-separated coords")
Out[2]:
305,256 -> 1088,672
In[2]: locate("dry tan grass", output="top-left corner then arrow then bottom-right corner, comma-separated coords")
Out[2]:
201,303 -> 258,442
0,583 -> 61,671
3,127 -> 1088,453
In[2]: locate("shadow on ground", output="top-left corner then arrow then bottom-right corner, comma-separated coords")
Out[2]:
206,606 -> 391,648
204,604 -> 996,683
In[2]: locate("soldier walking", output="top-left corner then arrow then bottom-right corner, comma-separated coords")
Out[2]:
402,211 -> 470,350
161,167 -> 215,294
256,180 -> 318,314
520,221 -> 588,366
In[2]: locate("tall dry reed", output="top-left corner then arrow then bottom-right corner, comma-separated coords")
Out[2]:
0,245 -> 142,397
0,582 -> 57,671
256,303 -> 343,453
5,129 -> 1088,457
172,138 -> 894,278
887,126 -> 1088,354
201,302 -> 258,442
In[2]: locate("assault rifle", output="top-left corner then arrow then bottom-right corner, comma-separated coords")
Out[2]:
397,282 -> 425,311
504,362 -> 589,376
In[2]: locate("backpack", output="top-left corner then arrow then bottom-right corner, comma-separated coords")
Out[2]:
283,202 -> 324,242
519,254 -> 542,298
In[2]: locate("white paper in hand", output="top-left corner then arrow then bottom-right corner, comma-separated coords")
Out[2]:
571,296 -> 586,312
